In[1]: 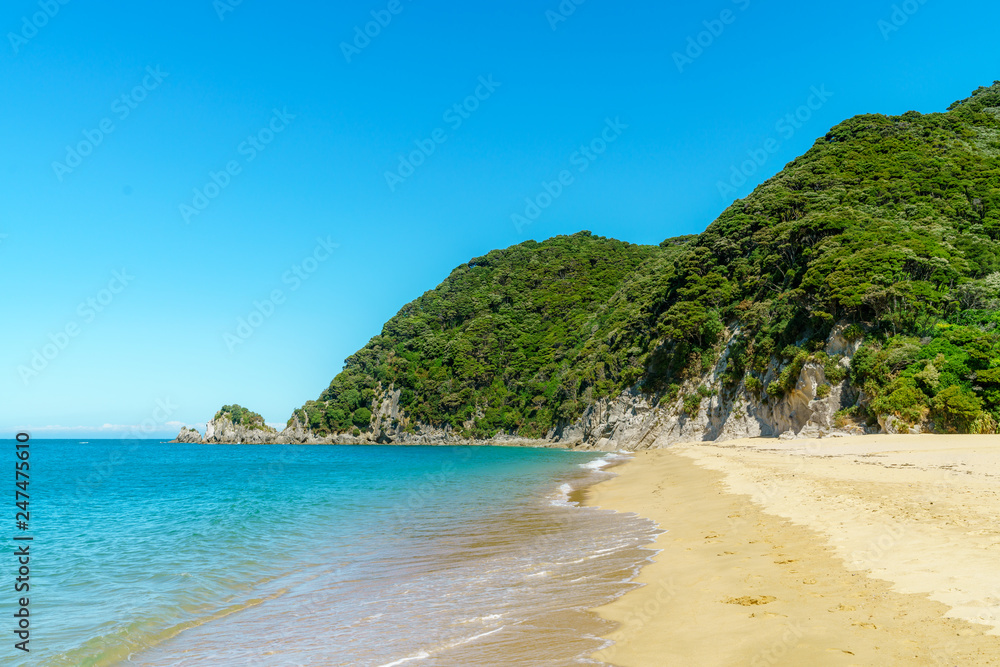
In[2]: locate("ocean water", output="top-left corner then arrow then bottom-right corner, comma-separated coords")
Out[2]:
10,440 -> 658,666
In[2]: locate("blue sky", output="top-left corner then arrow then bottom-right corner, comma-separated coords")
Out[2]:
2,0 -> 998,438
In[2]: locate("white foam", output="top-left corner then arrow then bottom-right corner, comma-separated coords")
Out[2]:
457,613 -> 502,624
585,545 -> 629,560
580,457 -> 612,471
580,452 -> 628,471
393,626 -> 506,664
550,483 -> 576,507
445,626 -> 505,648
378,650 -> 430,667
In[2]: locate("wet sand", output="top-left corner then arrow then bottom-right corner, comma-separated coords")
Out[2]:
587,436 -> 1000,666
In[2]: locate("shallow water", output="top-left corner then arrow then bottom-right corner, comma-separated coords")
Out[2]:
15,441 -> 658,666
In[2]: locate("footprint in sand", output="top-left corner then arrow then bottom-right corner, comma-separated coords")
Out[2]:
724,595 -> 777,606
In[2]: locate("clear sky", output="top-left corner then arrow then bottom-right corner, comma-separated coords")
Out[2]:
2,0 -> 998,438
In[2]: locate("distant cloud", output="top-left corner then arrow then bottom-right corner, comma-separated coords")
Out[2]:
14,421 -> 198,435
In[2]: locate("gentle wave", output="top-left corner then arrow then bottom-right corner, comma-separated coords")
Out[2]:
550,482 -> 576,506
580,451 -> 630,471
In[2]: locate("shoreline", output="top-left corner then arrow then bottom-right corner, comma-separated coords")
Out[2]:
585,436 -> 1000,666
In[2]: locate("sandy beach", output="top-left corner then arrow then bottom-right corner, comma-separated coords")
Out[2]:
587,435 -> 1000,666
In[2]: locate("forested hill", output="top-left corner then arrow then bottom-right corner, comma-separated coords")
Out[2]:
292,233 -> 696,439
294,82 -> 1000,438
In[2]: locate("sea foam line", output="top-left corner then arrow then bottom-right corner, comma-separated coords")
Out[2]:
580,452 -> 630,471
378,626 -> 506,666
378,650 -> 431,667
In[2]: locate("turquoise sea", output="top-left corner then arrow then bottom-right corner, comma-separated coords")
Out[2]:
8,440 -> 658,666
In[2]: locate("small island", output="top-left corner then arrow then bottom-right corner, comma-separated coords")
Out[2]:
174,405 -> 279,444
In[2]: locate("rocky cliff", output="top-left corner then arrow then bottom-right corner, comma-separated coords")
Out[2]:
559,323 -> 873,451
174,325 -> 880,450
344,323 -> 874,451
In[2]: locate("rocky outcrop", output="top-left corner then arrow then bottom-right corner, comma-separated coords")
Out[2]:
205,415 -> 279,444
174,426 -> 204,443
173,414 -> 278,445
879,414 -> 922,435
275,408 -> 565,447
174,324 -> 886,450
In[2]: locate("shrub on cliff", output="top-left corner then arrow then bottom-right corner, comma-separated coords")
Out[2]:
870,383 -> 928,425
352,408 -> 373,429
932,386 -> 984,432
215,405 -> 269,430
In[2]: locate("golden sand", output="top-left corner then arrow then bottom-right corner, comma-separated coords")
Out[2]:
587,436 -> 1000,666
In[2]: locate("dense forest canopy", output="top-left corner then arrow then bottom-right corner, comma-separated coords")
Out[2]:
293,82 -> 1000,437
291,233 -> 691,438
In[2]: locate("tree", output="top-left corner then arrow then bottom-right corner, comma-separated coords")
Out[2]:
352,408 -> 373,429
932,386 -> 983,432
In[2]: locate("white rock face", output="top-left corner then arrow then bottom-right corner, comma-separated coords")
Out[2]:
558,326 -> 868,451
825,323 -> 864,358
878,414 -> 922,435
183,415 -> 279,445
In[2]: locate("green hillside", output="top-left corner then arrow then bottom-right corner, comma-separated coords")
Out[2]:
294,82 -> 1000,437
292,233 -> 695,438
